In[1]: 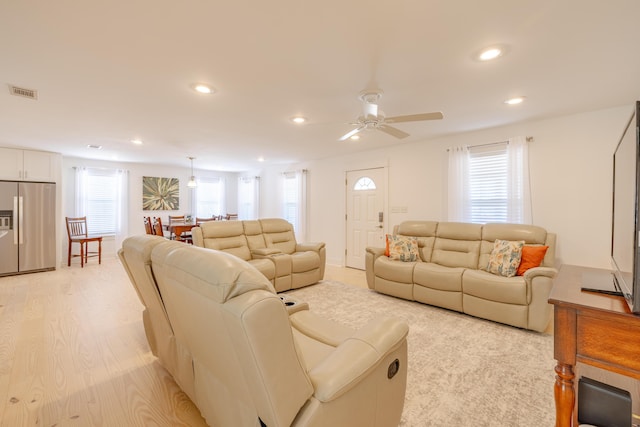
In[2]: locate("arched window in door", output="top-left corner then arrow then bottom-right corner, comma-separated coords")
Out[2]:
353,176 -> 377,191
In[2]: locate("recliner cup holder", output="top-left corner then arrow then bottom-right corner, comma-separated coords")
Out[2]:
280,296 -> 297,306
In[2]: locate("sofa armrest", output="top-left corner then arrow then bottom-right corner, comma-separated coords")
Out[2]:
296,242 -> 325,253
365,247 -> 386,289
523,266 -> 557,281
308,317 -> 409,402
366,247 -> 385,257
251,247 -> 283,257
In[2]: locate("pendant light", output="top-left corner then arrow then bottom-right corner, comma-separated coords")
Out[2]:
187,156 -> 197,188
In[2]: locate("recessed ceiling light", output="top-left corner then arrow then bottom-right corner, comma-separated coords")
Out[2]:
290,116 -> 307,124
258,156 -> 265,162
131,139 -> 143,145
87,144 -> 102,149
191,83 -> 214,94
504,96 -> 526,105
350,135 -> 360,141
475,45 -> 508,62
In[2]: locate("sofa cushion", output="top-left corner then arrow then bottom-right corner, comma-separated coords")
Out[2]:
413,262 -> 464,292
463,269 -> 528,305
290,251 -> 320,273
375,256 -> 416,283
261,219 -> 298,254
198,221 -> 252,261
480,223 -> 548,270
485,239 -> 524,278
395,221 -> 438,262
430,222 -> 482,269
243,220 -> 267,251
516,245 -> 549,276
248,258 -> 277,280
386,235 -> 420,262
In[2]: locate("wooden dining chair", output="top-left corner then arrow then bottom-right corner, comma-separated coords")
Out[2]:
168,215 -> 185,240
152,217 -> 166,237
196,217 -> 217,225
225,213 -> 238,221
143,216 -> 153,235
65,216 -> 102,268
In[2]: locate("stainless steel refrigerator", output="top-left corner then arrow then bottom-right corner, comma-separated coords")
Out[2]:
0,181 -> 56,276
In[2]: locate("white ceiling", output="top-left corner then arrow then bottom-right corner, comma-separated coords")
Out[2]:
2,0 -> 640,171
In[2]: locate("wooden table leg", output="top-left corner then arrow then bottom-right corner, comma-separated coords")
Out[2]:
554,362 -> 575,427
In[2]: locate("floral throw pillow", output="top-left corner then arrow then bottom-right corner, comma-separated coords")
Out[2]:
486,239 -> 525,277
387,235 -> 420,262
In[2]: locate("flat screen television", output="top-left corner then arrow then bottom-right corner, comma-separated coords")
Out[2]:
611,100 -> 640,314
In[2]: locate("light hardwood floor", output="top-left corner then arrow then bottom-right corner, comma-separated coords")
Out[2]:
0,257 -> 366,426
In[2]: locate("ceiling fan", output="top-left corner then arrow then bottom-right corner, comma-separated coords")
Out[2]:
339,90 -> 443,141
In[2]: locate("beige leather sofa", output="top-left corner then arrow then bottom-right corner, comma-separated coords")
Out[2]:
119,235 -> 409,427
191,218 -> 325,292
366,221 -> 557,332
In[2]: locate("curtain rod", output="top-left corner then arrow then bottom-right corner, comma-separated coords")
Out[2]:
446,136 -> 533,151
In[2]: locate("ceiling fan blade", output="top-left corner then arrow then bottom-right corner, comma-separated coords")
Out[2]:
339,126 -> 365,141
385,112 -> 444,123
378,125 -> 409,139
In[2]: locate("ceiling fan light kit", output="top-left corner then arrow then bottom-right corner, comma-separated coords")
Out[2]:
339,89 -> 443,141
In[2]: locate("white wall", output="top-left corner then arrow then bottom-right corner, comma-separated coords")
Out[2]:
260,105 -> 633,269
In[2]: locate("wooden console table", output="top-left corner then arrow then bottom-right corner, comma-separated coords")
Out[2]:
548,264 -> 640,427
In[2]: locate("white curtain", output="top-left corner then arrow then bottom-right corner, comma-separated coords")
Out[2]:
447,146 -> 469,221
113,169 -> 129,250
238,176 -> 260,220
282,170 -> 308,242
507,136 -> 532,224
74,167 -> 89,217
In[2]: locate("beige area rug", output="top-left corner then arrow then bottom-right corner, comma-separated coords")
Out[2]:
285,280 -> 556,427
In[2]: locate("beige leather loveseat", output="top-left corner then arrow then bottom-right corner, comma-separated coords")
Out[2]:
191,218 -> 325,292
119,235 -> 409,427
366,221 -> 557,332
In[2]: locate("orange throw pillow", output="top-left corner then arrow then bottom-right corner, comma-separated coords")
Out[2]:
385,234 -> 391,256
516,245 -> 549,276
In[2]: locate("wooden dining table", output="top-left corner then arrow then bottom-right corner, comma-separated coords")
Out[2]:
165,221 -> 197,242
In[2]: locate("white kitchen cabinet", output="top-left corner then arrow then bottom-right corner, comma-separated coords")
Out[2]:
0,148 -> 59,182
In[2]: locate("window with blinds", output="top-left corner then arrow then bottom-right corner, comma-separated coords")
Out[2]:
195,177 -> 225,218
82,169 -> 120,235
468,142 -> 509,223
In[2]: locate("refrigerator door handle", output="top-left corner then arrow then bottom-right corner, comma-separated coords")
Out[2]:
18,196 -> 23,245
13,196 -> 18,245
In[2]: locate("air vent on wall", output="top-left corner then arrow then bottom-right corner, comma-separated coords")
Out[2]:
8,85 -> 38,100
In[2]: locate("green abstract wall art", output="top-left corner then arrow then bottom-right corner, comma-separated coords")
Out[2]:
142,176 -> 180,210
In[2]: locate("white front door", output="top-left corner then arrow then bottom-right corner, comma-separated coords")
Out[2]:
345,168 -> 386,270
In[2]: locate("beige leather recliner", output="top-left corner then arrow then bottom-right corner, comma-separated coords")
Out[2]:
119,235 -> 409,427
192,218 -> 326,292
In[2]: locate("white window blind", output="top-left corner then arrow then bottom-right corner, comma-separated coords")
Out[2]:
195,177 -> 225,218
74,167 -> 128,237
468,142 -> 509,223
